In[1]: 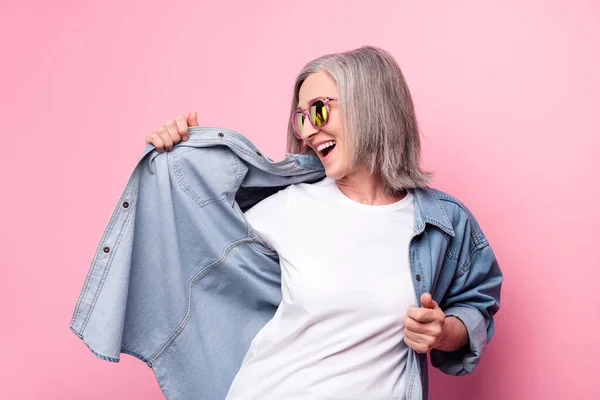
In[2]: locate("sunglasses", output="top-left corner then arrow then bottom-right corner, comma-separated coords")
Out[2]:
291,97 -> 338,139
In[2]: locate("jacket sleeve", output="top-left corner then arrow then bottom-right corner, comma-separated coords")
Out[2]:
430,239 -> 502,375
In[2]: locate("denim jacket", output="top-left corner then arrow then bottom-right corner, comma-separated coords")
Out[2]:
70,127 -> 502,400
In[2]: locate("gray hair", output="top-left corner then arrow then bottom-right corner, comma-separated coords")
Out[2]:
286,45 -> 432,193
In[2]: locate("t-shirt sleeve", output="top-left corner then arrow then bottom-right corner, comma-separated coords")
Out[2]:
243,186 -> 291,251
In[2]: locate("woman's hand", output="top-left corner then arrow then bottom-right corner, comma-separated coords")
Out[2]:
146,110 -> 199,152
403,292 -> 447,354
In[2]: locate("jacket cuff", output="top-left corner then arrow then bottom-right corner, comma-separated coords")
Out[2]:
430,305 -> 488,375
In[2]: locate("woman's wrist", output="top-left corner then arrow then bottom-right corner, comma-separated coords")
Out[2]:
434,316 -> 469,352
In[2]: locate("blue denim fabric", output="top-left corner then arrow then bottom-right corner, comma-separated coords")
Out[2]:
70,127 -> 502,400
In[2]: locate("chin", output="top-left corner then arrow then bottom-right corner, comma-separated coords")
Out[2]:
324,165 -> 347,180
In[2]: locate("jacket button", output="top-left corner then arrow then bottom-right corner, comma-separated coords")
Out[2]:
122,202 -> 129,208
415,274 -> 421,281
218,132 -> 224,138
103,247 -> 110,253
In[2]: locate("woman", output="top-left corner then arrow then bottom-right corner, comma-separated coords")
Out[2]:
146,46 -> 502,399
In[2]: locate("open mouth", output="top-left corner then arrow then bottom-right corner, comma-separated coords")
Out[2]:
317,140 -> 336,159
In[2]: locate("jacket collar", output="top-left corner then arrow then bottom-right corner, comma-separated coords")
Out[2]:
151,128 -> 455,238
412,187 -> 455,237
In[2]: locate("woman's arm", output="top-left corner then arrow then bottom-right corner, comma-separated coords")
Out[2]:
435,315 -> 468,351
431,243 -> 502,375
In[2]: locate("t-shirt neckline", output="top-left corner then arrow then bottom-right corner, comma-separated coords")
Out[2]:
322,177 -> 414,212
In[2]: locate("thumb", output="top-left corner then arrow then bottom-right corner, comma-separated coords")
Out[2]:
187,110 -> 199,127
420,292 -> 438,309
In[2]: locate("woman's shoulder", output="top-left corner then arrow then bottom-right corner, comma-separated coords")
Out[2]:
418,187 -> 469,212
414,186 -> 489,242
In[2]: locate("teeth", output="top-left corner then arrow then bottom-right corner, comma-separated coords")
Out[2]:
316,141 -> 336,152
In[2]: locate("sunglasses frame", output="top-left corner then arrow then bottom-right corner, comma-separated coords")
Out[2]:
291,97 -> 338,139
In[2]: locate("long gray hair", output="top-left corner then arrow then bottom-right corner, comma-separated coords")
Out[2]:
286,46 -> 432,193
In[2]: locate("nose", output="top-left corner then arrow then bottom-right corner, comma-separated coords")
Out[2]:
300,116 -> 319,141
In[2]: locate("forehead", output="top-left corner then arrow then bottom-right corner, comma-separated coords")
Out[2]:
297,71 -> 338,108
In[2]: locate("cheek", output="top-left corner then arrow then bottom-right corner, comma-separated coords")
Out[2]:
325,120 -> 344,144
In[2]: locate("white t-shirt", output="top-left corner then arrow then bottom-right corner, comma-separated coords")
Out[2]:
226,177 -> 417,400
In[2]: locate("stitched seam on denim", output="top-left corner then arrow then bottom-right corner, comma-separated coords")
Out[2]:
429,190 -> 454,235
69,326 -> 83,339
89,348 -> 119,363
407,367 -> 414,398
171,148 -> 226,208
171,148 -> 217,207
414,250 -> 426,296
192,127 -> 263,154
177,139 -> 312,181
414,189 -> 453,236
237,193 -> 276,256
187,127 -> 303,170
469,221 -> 487,250
232,152 -> 244,189
457,244 -> 490,278
406,237 -> 422,400
73,166 -> 140,333
249,235 -> 278,256
80,177 -> 139,333
436,193 -> 488,248
184,135 -> 303,173
408,238 -> 420,298
469,237 -> 490,253
222,139 -> 299,171
225,152 -> 244,206
447,250 -> 460,260
407,353 -> 417,399
147,237 -> 254,363
71,172 -> 126,326
425,217 -> 453,234
121,349 -> 150,364
456,257 -> 471,278
412,196 -> 426,236
195,137 -> 291,169
294,155 -> 324,171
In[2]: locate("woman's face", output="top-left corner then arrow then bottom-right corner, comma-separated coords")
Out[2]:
297,71 -> 350,179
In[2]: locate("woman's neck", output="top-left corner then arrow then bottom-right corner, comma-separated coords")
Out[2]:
335,165 -> 406,206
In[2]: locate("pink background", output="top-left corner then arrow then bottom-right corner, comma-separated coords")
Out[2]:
1,0 -> 599,399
